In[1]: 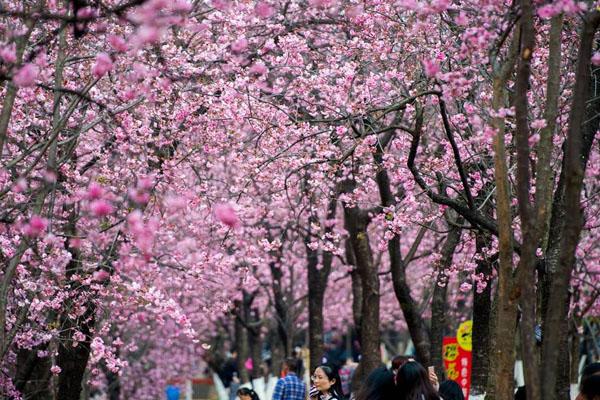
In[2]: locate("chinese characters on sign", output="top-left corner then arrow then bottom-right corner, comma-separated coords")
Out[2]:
442,320 -> 473,399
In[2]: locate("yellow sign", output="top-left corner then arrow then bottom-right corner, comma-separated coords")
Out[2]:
456,320 -> 472,351
443,342 -> 459,362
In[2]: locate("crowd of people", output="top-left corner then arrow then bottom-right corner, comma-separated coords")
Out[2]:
235,357 -> 600,400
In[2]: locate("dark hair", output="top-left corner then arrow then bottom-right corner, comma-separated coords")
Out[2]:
284,357 -> 301,374
580,363 -> 600,400
315,364 -> 345,400
355,367 -> 395,400
391,355 -> 413,373
514,386 -> 526,400
581,375 -> 600,399
439,380 -> 464,400
396,362 -> 440,400
237,388 -> 259,400
582,362 -> 600,380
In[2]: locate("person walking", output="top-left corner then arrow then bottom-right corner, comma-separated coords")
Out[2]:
272,358 -> 306,400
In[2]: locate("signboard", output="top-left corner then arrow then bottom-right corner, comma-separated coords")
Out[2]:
442,320 -> 473,399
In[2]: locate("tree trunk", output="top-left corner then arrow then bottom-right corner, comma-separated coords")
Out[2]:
343,203 -> 380,389
307,199 -> 337,373
253,310 -> 264,380
270,262 -> 291,358
373,132 -> 432,365
15,346 -> 52,400
430,223 -> 462,380
471,234 -> 494,396
56,305 -> 95,400
234,299 -> 250,383
106,368 -> 121,400
541,12 -> 600,400
486,30 -> 520,400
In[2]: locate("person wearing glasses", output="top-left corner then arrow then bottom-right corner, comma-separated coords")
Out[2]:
309,364 -> 345,400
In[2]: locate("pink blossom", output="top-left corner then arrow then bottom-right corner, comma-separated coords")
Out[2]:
0,43 -> 16,64
212,0 -> 230,11
136,25 -> 160,45
172,0 -> 193,11
537,5 -> 559,19
213,203 -> 240,228
76,6 -> 96,19
592,52 -> 600,66
50,365 -> 61,375
430,0 -> 451,12
309,0 -> 331,7
249,62 -> 268,75
138,177 -> 154,190
346,5 -> 364,18
12,178 -> 27,193
86,182 -> 104,200
459,282 -> 472,293
254,1 -> 274,18
531,119 -> 547,129
92,269 -> 111,282
108,35 -> 128,52
129,188 -> 150,205
231,37 -> 248,54
454,12 -> 468,26
13,63 -> 39,87
92,53 -> 113,78
23,215 -> 48,237
73,330 -> 86,342
90,199 -> 114,217
422,59 -> 440,78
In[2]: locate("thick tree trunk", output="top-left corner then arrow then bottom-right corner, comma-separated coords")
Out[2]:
307,244 -> 325,373
106,368 -> 121,400
56,306 -> 95,400
57,223 -> 96,400
249,307 -> 262,381
471,234 -> 494,396
234,299 -> 250,383
14,346 -> 52,399
373,133 -> 432,365
347,240 -> 362,336
343,203 -> 380,389
270,262 -> 291,358
270,325 -> 284,377
541,12 -> 600,400
513,3 -> 542,398
486,30 -> 520,400
430,224 -> 461,380
307,199 -> 337,373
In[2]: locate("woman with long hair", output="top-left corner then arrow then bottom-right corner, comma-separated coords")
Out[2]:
354,366 -> 395,400
309,364 -> 345,400
395,361 -> 441,400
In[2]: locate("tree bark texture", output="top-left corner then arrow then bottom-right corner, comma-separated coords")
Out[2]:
486,29 -> 519,399
541,12 -> 600,400
471,234 -> 494,395
343,201 -> 380,391
307,199 -> 337,373
373,132 -> 432,365
430,223 -> 461,380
